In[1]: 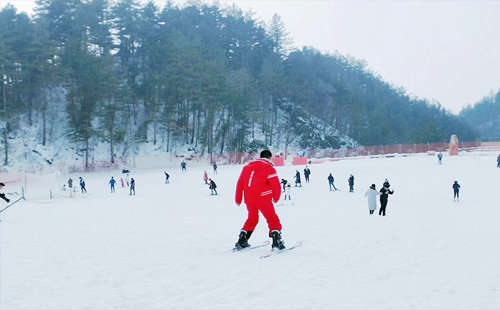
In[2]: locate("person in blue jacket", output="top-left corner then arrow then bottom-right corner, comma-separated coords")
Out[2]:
109,176 -> 116,193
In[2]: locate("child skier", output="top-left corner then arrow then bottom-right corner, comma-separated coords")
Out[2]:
284,183 -> 292,200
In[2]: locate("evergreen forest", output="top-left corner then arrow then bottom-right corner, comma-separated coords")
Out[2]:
0,0 -> 479,167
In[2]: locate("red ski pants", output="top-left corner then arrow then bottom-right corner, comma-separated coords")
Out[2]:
242,201 -> 282,235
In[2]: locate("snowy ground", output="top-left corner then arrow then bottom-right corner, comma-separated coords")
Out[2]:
1,151 -> 500,310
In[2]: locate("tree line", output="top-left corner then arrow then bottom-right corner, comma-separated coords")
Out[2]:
0,0 -> 477,167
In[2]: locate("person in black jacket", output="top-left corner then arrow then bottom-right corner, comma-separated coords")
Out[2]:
303,166 -> 311,183
452,181 -> 460,202
294,171 -> 302,187
79,177 -> 87,193
209,179 -> 218,195
379,185 -> 394,216
348,174 -> 354,192
0,183 -> 10,203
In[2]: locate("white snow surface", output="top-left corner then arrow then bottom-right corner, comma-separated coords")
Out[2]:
1,151 -> 500,309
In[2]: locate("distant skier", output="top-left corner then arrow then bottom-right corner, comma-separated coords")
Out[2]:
452,181 -> 460,202
497,154 -> 500,168
109,176 -> 116,193
203,170 -> 209,184
437,152 -> 443,164
303,166 -> 311,183
365,184 -> 381,214
348,174 -> 355,192
327,173 -> 337,191
0,182 -> 10,203
280,179 -> 288,192
284,183 -> 291,200
120,178 -> 125,187
68,177 -> 73,189
125,174 -> 130,187
79,177 -> 87,193
164,171 -> 170,184
234,150 -> 285,251
294,170 -> 302,187
129,178 -> 135,195
213,162 -> 218,174
181,161 -> 187,173
209,178 -> 218,195
379,185 -> 394,216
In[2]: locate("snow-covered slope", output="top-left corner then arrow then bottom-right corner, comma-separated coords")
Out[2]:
1,151 -> 499,309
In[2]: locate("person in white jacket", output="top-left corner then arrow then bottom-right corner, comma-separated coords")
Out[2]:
364,184 -> 381,214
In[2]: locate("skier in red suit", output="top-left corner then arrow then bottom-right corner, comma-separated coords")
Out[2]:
234,150 -> 285,250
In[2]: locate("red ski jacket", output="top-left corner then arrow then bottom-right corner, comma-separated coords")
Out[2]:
235,158 -> 281,205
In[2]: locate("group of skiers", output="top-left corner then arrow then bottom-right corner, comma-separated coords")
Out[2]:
105,174 -> 135,195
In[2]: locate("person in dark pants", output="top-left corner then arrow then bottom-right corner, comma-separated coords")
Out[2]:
348,174 -> 354,192
129,178 -> 135,195
379,186 -> 394,216
328,173 -> 337,191
209,178 -> 218,195
79,177 -> 87,193
280,179 -> 288,192
213,162 -> 218,174
303,166 -> 311,183
109,176 -> 116,193
0,183 -> 10,203
452,181 -> 460,202
164,171 -> 170,183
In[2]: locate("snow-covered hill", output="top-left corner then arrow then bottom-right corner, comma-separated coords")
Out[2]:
1,150 -> 499,309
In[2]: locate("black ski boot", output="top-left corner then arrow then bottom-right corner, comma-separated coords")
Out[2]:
234,230 -> 252,250
271,230 -> 286,250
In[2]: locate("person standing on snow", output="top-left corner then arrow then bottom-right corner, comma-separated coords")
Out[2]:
452,181 -> 460,202
209,178 -> 218,195
379,185 -> 394,216
79,177 -> 87,193
327,173 -> 337,191
125,174 -> 130,187
213,162 -> 218,174
181,161 -> 187,173
438,152 -> 443,164
294,170 -> 302,187
497,154 -> 500,168
348,174 -> 355,192
164,171 -> 170,184
109,176 -> 116,193
303,166 -> 311,183
365,184 -> 381,214
129,178 -> 135,195
383,179 -> 390,188
234,150 -> 285,251
68,178 -> 73,189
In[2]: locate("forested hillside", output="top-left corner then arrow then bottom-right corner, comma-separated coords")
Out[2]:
0,0 -> 477,167
459,89 -> 500,141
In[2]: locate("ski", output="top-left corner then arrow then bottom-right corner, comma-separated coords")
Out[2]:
260,241 -> 303,258
232,240 -> 270,252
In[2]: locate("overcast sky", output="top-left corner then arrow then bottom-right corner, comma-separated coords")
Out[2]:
3,0 -> 500,114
